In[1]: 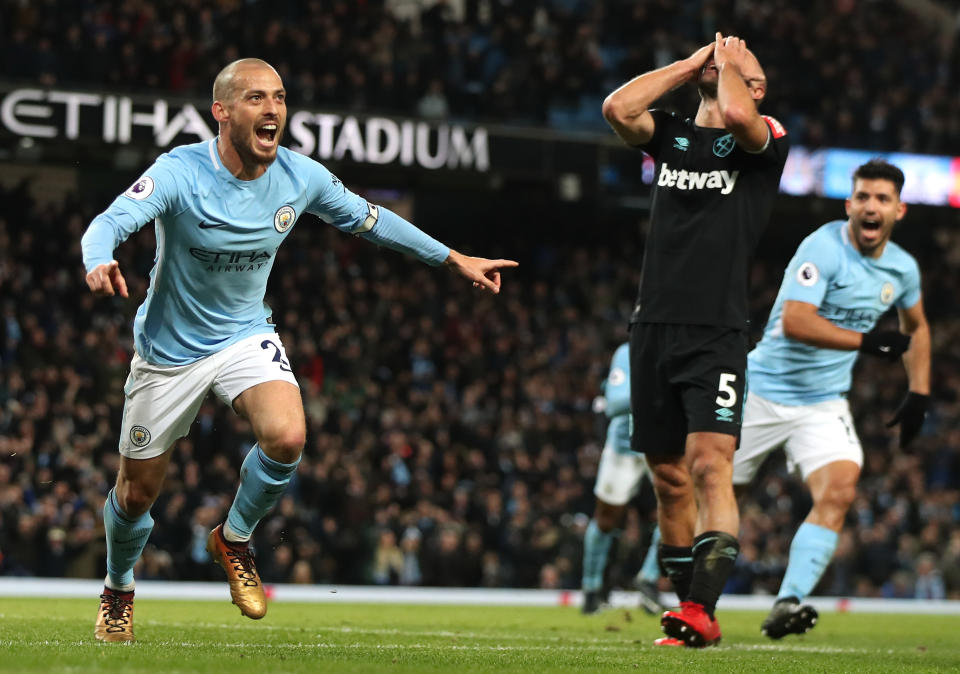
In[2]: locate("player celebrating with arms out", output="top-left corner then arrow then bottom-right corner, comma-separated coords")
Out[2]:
602,33 -> 788,647
735,159 -> 931,638
83,58 -> 517,642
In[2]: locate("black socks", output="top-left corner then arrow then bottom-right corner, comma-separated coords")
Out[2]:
687,531 -> 740,618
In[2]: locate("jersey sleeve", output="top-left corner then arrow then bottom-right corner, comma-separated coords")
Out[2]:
602,343 -> 631,418
896,254 -> 922,310
302,159 -> 373,233
635,109 -> 678,160
81,154 -> 183,272
302,157 -> 450,265
780,228 -> 841,307
746,115 -> 790,166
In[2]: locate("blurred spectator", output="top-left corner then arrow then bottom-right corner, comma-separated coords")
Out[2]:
1,1 -> 958,149
1,147 -> 960,596
914,552 -> 946,600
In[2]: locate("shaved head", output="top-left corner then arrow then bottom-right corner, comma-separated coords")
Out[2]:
213,58 -> 280,105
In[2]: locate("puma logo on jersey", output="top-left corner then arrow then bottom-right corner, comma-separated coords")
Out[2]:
657,163 -> 739,195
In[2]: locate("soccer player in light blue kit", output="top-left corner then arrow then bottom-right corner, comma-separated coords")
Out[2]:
581,342 -> 664,615
82,58 -> 517,642
733,159 -> 931,639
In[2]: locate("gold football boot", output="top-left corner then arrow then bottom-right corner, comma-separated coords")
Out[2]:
94,588 -> 135,642
206,524 -> 267,619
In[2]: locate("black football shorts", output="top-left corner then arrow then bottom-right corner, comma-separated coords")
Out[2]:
629,323 -> 747,456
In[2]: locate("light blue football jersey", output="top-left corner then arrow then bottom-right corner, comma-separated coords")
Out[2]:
748,220 -> 921,405
82,140 -> 448,365
602,342 -> 633,454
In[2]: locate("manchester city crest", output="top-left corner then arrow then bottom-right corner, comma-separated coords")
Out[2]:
880,282 -> 895,305
713,134 -> 736,158
274,205 -> 296,233
130,425 -> 151,447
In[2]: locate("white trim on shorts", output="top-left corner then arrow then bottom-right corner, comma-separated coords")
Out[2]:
593,444 -> 649,506
118,332 -> 299,459
733,392 -> 863,485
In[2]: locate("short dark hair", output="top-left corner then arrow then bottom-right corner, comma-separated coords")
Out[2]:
852,159 -> 905,197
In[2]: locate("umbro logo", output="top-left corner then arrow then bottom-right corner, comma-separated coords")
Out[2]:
715,407 -> 735,422
198,221 -> 228,229
718,546 -> 739,559
673,137 -> 690,151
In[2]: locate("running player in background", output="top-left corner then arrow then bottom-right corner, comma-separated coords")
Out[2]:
82,58 -> 517,642
581,342 -> 664,616
735,159 -> 930,638
603,32 -> 788,647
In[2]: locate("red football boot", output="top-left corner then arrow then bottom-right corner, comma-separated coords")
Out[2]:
660,601 -> 722,647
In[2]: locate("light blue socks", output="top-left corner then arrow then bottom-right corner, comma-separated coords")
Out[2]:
637,525 -> 662,584
778,522 -> 839,601
103,487 -> 154,590
582,519 -> 616,592
225,444 -> 300,542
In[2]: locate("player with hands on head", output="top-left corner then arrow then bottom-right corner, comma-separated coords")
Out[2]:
603,32 -> 789,647
734,159 -> 931,639
82,58 -> 516,643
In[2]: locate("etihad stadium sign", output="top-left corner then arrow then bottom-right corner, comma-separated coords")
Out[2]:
0,87 -> 490,172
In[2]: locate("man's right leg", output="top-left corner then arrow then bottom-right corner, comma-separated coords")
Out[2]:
581,498 -> 624,614
99,349 -> 214,641
763,460 -> 858,639
97,452 -> 172,642
647,453 -> 696,646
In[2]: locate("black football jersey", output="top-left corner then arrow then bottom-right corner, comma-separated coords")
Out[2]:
632,109 -> 789,330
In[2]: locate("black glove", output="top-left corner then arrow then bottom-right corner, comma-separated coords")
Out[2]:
859,330 -> 911,361
886,392 -> 930,448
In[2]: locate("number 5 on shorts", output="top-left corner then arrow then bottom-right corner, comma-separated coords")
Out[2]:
715,373 -> 737,408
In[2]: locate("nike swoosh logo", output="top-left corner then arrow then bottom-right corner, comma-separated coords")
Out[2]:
198,221 -> 228,229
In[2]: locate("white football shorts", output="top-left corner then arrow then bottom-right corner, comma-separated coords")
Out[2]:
733,392 -> 863,485
118,333 -> 299,459
593,444 -> 649,506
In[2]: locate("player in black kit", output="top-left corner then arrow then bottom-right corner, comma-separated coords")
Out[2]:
602,33 -> 789,647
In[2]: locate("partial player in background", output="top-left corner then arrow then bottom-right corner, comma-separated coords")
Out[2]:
603,33 -> 788,647
581,342 -> 664,616
82,58 -> 517,642
736,159 -> 930,638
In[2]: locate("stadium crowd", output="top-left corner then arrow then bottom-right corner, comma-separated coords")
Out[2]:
1,174 -> 959,600
2,0 -> 959,152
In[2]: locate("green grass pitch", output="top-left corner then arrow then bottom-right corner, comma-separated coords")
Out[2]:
1,598 -> 958,673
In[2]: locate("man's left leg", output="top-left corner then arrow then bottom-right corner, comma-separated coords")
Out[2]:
209,379 -> 306,619
763,460 -> 859,639
660,432 -> 738,647
634,524 -> 665,614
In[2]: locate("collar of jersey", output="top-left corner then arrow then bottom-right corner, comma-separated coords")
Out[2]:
209,137 -> 275,187
841,219 -> 890,265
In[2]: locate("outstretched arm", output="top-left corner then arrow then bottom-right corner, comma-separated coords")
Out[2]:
602,42 -> 713,146
445,250 -> 518,295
